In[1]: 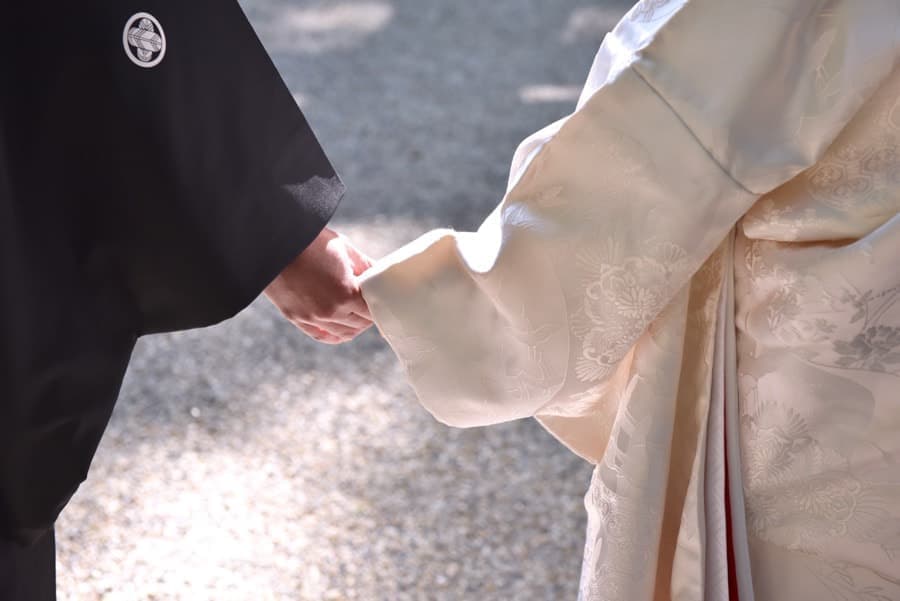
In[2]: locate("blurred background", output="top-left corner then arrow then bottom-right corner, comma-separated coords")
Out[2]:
57,1 -> 631,599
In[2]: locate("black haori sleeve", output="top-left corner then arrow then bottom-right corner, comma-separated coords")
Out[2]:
0,0 -> 342,545
97,0 -> 346,333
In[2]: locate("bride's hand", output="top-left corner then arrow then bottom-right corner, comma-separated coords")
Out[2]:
264,227 -> 373,344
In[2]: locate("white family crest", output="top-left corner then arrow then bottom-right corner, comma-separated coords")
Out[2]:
123,12 -> 166,68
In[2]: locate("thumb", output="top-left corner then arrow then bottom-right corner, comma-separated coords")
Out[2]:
344,240 -> 374,277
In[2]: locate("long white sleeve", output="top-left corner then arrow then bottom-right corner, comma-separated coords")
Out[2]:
360,0 -> 899,460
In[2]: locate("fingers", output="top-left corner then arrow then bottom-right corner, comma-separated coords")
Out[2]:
289,290 -> 372,343
297,322 -> 358,344
319,320 -> 365,341
343,237 -> 374,276
266,227 -> 376,345
344,293 -> 372,321
296,317 -> 370,344
327,311 -> 372,329
296,323 -> 341,345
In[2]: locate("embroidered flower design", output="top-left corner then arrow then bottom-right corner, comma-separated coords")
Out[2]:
573,240 -> 686,382
809,164 -> 845,189
861,146 -> 898,173
833,143 -> 865,162
797,473 -> 862,527
832,326 -> 900,372
597,272 -> 662,321
831,175 -> 873,200
805,137 -> 900,212
741,398 -> 813,487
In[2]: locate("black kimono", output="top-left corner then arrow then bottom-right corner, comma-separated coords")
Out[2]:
1,2 -> 344,597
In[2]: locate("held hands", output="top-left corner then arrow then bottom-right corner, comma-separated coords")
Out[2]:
264,227 -> 373,344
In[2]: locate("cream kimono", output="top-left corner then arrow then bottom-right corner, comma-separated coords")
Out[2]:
359,1 -> 900,599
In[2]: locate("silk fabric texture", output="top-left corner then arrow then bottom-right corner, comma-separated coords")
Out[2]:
1,1 -> 343,545
360,1 -> 900,599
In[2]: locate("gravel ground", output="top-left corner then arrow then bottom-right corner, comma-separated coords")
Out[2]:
56,1 -> 631,599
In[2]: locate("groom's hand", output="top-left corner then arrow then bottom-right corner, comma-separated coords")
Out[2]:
264,227 -> 373,344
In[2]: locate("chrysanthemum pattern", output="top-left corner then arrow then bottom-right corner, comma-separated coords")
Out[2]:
740,375 -> 900,562
742,237 -> 900,376
742,68 -> 900,242
571,239 -> 688,383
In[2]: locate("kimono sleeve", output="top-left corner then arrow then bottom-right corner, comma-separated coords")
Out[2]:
109,0 -> 345,333
0,0 -> 343,544
359,0 -> 899,431
7,0 -> 345,335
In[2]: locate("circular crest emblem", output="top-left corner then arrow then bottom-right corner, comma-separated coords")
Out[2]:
123,12 -> 166,68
